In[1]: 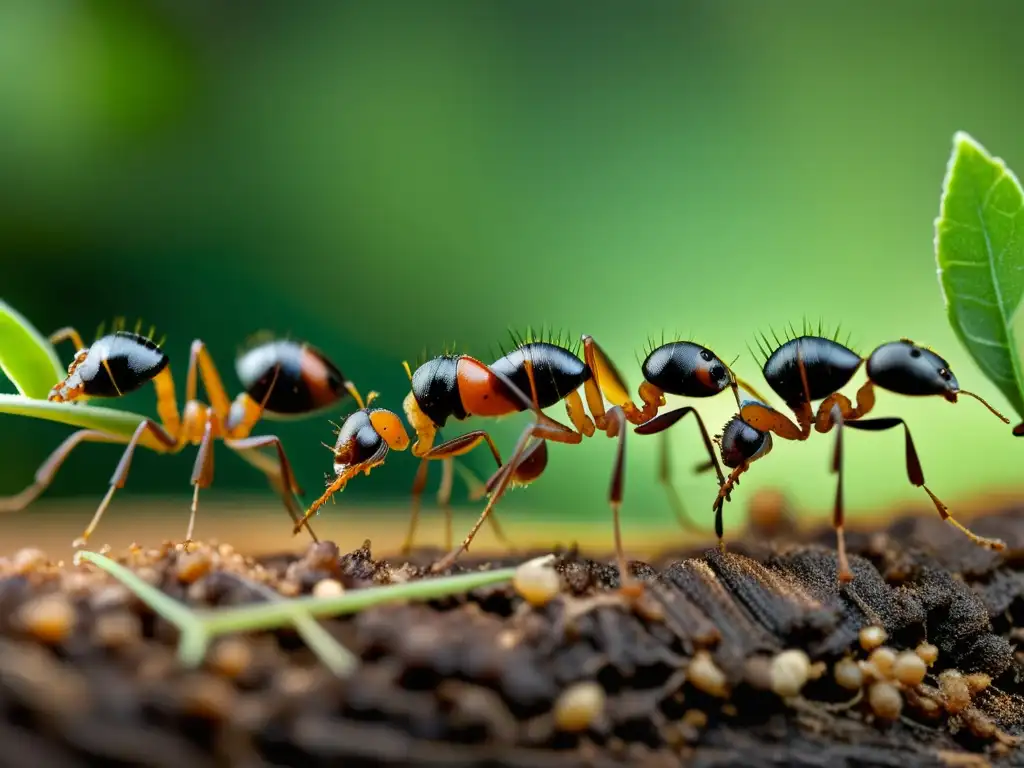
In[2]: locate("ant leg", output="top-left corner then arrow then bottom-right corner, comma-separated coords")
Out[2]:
815,381 -> 876,433
581,335 -> 652,425
406,430 -> 506,552
402,458 -> 430,554
635,406 -> 727,530
225,435 -> 319,542
185,340 -> 233,420
184,419 -> 216,549
604,405 -> 636,592
432,359 -> 581,573
74,420 -> 177,547
48,327 -> 87,352
844,418 -> 1006,551
450,459 -> 516,550
0,430 -> 127,512
712,464 -> 750,547
828,405 -> 853,582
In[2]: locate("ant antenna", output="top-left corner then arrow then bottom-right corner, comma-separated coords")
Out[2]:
957,389 -> 1010,423
344,381 -> 367,410
402,360 -> 414,383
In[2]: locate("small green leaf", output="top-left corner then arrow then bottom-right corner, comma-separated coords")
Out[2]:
0,300 -> 65,399
935,131 -> 1024,426
0,394 -> 147,440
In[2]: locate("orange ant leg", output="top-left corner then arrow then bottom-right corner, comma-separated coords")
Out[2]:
432,360 -> 582,573
184,340 -> 233,422
184,418 -> 216,549
815,381 -> 876,433
428,458 -> 515,554
712,463 -> 750,547
844,417 -> 1006,552
581,335 -> 652,425
404,430 -> 505,552
226,434 -> 318,542
635,406 -> 727,530
0,430 -> 127,512
48,327 -> 87,352
564,390 -> 596,437
74,420 -> 178,547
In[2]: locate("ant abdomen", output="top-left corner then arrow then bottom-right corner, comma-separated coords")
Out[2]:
642,341 -> 731,397
763,336 -> 862,406
489,341 -> 591,410
51,331 -> 168,401
236,339 -> 349,416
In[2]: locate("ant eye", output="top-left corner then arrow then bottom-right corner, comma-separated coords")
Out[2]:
699,349 -> 713,362
910,348 -> 922,358
938,368 -> 951,380
710,364 -> 726,380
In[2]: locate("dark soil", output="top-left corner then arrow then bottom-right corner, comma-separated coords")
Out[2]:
2,501 -> 1024,768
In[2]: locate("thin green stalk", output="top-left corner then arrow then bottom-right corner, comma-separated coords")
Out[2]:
75,550 -> 529,672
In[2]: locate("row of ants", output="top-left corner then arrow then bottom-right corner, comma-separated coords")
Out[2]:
0,320 -> 1012,587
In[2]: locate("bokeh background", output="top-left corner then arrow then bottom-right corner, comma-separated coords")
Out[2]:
2,0 -> 1022,552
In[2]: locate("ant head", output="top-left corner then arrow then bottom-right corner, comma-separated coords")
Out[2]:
866,340 -> 958,401
642,341 -> 731,398
717,407 -> 773,469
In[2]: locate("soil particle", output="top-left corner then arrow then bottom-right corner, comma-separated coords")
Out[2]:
1,506 -> 1024,767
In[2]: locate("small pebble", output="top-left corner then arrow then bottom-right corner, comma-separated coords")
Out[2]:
834,657 -> 863,691
179,674 -> 236,721
12,548 -> 48,575
868,647 -> 896,679
964,707 -> 997,739
915,641 -> 939,666
15,594 -> 76,643
859,625 -> 887,652
208,638 -> 253,679
513,559 -> 561,607
176,551 -> 212,583
965,673 -> 991,696
277,579 -> 300,598
868,681 -> 903,720
770,649 -> 811,698
553,681 -> 605,732
93,611 -> 142,648
939,670 -> 971,714
892,651 -> 927,687
312,578 -> 345,598
688,651 -> 729,698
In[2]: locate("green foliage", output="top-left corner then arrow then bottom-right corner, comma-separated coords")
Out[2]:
75,549 -> 534,675
0,301 -> 150,439
935,132 -> 1024,431
0,300 -> 64,399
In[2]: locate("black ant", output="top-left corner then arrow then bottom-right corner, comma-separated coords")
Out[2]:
0,321 -> 359,548
718,324 -> 1010,582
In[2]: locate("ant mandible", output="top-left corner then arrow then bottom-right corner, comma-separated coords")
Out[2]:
0,321 -> 358,547
718,324 -> 1010,582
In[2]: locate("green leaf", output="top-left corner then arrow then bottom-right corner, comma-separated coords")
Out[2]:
0,394 -> 147,440
935,131 -> 1024,426
0,300 -> 65,399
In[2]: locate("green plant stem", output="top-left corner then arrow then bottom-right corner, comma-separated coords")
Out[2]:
75,550 -> 528,673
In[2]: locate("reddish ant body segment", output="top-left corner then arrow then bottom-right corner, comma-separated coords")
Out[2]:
726,329 -> 1010,582
0,324 -> 357,547
291,388 -> 411,533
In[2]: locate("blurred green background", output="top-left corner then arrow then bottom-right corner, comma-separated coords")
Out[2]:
1,0 -> 1022,544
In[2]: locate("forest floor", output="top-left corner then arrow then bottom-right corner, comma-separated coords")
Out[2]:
2,496 -> 1024,768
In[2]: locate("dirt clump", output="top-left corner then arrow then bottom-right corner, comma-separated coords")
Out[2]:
0,508 -> 1023,767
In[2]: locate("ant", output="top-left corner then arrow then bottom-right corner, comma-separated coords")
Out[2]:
409,330 -> 766,588
290,391 -> 412,533
717,323 -> 1010,582
0,320 -> 358,548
